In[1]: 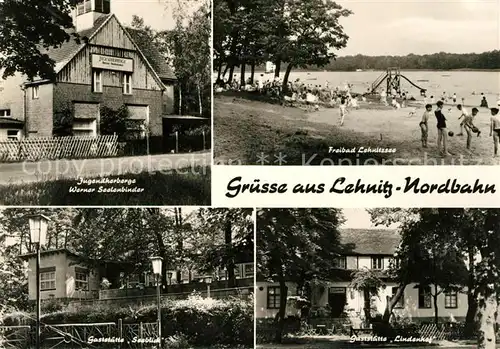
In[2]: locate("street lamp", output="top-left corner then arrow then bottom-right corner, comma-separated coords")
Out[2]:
28,214 -> 50,349
205,276 -> 213,298
150,257 -> 163,345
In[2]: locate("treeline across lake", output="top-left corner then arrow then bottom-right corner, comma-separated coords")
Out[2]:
259,51 -> 500,72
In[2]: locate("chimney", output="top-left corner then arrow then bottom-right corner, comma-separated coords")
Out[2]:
74,0 -> 111,32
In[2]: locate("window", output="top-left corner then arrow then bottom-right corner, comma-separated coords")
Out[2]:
40,268 -> 56,291
418,286 -> 431,309
267,286 -> 281,309
75,268 -> 89,291
0,109 -> 10,117
392,287 -> 404,308
371,257 -> 384,270
93,70 -> 102,93
234,265 -> 241,278
243,263 -> 254,278
32,86 -> 39,99
7,130 -> 19,141
123,73 -> 132,94
72,118 -> 96,137
333,257 -> 346,269
445,290 -> 458,308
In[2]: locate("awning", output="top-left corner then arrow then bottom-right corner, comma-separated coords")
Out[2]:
0,117 -> 24,128
162,115 -> 209,120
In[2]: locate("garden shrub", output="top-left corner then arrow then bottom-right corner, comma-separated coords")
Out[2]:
3,294 -> 253,347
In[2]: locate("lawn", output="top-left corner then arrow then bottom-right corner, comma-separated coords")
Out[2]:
214,93 -> 498,165
0,166 -> 211,205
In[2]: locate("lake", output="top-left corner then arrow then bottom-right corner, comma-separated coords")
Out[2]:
249,70 -> 500,106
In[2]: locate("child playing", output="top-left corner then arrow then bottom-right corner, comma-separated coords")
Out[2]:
435,101 -> 450,156
420,104 -> 432,148
489,107 -> 500,157
457,104 -> 469,136
462,107 -> 481,150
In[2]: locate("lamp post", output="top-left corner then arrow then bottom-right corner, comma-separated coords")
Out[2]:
205,276 -> 212,298
150,257 -> 163,345
28,214 -> 50,349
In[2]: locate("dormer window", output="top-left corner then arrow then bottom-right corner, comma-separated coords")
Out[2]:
77,0 -> 91,15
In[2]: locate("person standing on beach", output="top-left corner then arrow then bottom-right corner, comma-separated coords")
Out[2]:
420,104 -> 432,148
489,107 -> 500,157
435,101 -> 450,156
339,96 -> 347,126
452,93 -> 457,104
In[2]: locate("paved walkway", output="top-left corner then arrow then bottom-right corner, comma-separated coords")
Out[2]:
0,151 -> 211,184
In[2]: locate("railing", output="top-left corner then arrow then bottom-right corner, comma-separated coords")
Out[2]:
0,321 -> 159,348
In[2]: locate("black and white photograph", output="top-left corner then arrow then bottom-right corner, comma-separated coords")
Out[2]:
213,0 -> 500,166
0,207 -> 254,349
0,0 -> 211,205
256,208 -> 500,349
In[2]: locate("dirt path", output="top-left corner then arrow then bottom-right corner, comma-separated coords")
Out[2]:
0,151 -> 211,184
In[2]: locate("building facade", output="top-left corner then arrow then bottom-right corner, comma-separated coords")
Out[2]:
21,249 -> 254,301
256,229 -> 472,323
0,0 -> 176,140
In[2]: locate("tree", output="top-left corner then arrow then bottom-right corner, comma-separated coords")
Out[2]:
369,208 -> 500,349
350,268 -> 385,327
0,0 -> 81,80
274,0 -> 352,91
257,208 -> 344,343
196,208 -> 253,287
163,2 -> 211,116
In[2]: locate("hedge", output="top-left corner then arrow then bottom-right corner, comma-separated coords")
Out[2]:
2,295 -> 254,346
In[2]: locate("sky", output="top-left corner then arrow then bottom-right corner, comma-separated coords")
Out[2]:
335,0 -> 499,56
109,0 -> 202,30
341,208 -> 397,229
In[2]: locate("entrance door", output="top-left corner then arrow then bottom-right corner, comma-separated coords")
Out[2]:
328,287 -> 346,317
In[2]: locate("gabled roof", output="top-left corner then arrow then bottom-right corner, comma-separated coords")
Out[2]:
39,14 -> 175,84
43,14 -> 112,73
126,28 -> 176,81
339,228 -> 400,256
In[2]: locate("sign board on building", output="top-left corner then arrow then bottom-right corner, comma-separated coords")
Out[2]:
91,54 -> 133,72
328,287 -> 346,294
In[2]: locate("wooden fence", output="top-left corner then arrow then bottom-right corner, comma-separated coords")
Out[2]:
0,135 -> 118,162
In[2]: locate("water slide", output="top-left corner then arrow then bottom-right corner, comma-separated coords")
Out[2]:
400,74 -> 427,92
370,71 -> 427,93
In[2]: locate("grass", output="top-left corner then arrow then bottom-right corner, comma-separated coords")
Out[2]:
214,93 -> 498,165
0,166 -> 211,205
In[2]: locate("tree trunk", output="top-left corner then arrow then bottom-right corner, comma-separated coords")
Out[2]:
382,284 -> 406,323
363,289 -> 372,327
282,64 -> 293,95
250,63 -> 255,84
178,86 -> 182,115
174,208 -> 183,285
433,286 -> 439,327
216,62 -> 223,83
197,84 -> 202,116
222,65 -> 230,80
464,248 -> 478,338
240,63 -> 246,87
477,292 -> 497,349
274,59 -> 281,77
274,278 -> 288,343
228,65 -> 235,83
225,220 -> 235,288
